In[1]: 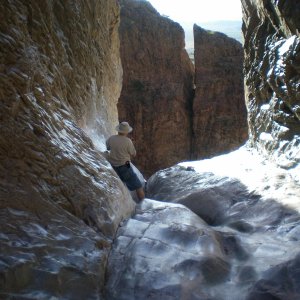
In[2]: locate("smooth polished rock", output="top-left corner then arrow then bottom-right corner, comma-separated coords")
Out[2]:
143,148 -> 300,299
106,195 -> 300,299
0,182 -> 108,300
106,199 -> 231,300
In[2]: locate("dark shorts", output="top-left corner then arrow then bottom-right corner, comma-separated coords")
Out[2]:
113,164 -> 142,191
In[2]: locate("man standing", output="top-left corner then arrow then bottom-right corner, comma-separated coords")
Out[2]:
106,122 -> 145,201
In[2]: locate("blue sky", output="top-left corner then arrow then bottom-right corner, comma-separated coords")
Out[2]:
147,0 -> 243,23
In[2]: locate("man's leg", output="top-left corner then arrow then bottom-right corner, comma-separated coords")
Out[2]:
136,187 -> 145,201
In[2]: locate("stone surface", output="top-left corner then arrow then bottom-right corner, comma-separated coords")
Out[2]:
108,171 -> 300,299
193,25 -> 248,159
106,199 -> 232,300
2,0 -> 300,299
139,148 -> 300,299
242,0 -> 300,168
118,0 -> 194,177
118,1 -> 249,177
0,183 -> 108,300
0,1 -> 135,298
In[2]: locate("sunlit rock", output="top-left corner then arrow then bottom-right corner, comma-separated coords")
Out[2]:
118,0 -> 249,177
145,147 -> 300,299
106,199 -> 232,300
242,0 -> 300,168
149,146 -> 300,215
0,1 -> 135,298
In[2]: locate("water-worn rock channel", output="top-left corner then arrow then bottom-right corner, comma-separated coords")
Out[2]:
0,0 -> 299,299
106,148 -> 300,300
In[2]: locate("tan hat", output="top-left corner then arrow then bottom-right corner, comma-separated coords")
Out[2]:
116,121 -> 133,134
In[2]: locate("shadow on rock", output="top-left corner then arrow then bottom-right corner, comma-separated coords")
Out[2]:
147,166 -> 300,232
118,165 -> 300,300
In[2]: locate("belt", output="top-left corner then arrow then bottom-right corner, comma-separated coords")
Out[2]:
113,161 -> 130,169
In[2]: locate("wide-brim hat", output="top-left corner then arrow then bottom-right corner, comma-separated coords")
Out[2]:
116,122 -> 133,133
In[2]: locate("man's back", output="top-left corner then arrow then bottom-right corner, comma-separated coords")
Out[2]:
106,135 -> 136,167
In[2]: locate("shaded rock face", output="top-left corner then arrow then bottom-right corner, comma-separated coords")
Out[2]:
242,0 -> 300,167
118,0 -> 194,177
0,1 -> 135,298
193,25 -> 248,159
118,0 -> 248,177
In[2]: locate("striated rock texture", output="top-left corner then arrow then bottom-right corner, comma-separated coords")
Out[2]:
193,25 -> 248,159
242,0 -> 300,167
118,0 -> 194,177
0,1 -> 135,299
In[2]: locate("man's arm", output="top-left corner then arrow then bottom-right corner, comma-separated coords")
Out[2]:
128,139 -> 137,157
106,138 -> 110,150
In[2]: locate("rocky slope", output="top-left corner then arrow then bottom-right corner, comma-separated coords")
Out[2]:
0,1 -> 134,299
193,25 -> 248,159
118,0 -> 194,177
242,0 -> 300,168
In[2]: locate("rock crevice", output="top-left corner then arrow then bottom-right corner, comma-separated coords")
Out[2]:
118,0 -> 195,177
118,0 -> 248,177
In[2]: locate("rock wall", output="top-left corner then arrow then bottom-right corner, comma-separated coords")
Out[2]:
118,0 -> 248,177
193,25 -> 248,159
0,1 -> 135,298
118,0 -> 194,177
242,0 -> 300,167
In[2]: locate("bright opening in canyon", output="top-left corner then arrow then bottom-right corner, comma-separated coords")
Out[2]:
148,0 -> 243,47
147,0 -> 242,22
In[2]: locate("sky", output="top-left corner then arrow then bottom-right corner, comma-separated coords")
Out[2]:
147,0 -> 243,24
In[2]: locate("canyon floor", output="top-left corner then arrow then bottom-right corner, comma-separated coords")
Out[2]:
106,146 -> 300,300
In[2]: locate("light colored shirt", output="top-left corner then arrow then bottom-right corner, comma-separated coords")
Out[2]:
106,135 -> 136,167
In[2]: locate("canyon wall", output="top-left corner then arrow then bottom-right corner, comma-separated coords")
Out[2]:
193,25 -> 248,159
0,1 -> 135,299
118,0 -> 248,177
118,0 -> 195,177
242,0 -> 300,167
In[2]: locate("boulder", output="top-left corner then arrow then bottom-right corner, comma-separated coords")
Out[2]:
143,147 -> 300,299
107,188 -> 300,299
106,199 -> 231,300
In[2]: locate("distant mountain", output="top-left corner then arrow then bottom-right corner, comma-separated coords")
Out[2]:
182,20 -> 243,49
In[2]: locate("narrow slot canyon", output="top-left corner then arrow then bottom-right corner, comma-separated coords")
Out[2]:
0,0 -> 299,300
117,0 -> 248,178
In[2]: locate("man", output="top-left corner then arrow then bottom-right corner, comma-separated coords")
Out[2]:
106,122 -> 145,201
